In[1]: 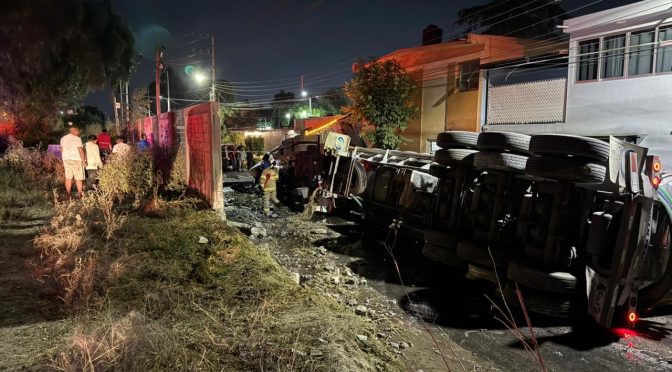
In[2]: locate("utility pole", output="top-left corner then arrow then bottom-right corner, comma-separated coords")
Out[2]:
300,75 -> 304,92
155,46 -> 162,116
125,82 -> 130,124
117,82 -> 123,127
113,95 -> 119,130
166,68 -> 171,112
299,75 -> 311,116
211,34 -> 216,102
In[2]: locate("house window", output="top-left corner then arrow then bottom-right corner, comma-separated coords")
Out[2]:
656,26 -> 672,73
629,29 -> 655,75
577,25 -> 672,82
577,39 -> 599,81
601,35 -> 625,79
459,61 -> 479,91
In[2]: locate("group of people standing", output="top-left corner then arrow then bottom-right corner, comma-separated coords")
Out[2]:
59,124 -> 150,200
223,145 -> 254,172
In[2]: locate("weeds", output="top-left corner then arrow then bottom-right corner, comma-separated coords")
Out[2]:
484,248 -> 547,372
4,137 -> 402,371
30,203 -> 402,370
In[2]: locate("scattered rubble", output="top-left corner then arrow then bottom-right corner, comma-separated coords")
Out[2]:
250,227 -> 267,238
355,305 -> 368,316
290,272 -> 300,285
223,191 -> 481,371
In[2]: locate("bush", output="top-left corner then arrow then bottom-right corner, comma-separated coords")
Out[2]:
0,136 -> 63,189
165,146 -> 187,193
244,136 -> 264,152
84,123 -> 103,139
98,148 -> 154,203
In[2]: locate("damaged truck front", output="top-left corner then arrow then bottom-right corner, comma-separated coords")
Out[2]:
275,131 -> 672,329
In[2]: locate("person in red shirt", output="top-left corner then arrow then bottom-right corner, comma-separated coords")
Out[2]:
97,129 -> 112,152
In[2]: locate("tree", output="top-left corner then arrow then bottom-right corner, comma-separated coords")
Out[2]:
63,106 -> 106,131
455,0 -> 567,39
344,60 -> 417,150
0,0 -> 135,142
272,90 -> 296,128
314,87 -> 350,116
130,88 -> 150,126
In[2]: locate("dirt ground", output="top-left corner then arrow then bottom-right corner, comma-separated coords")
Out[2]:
224,190 -> 501,371
224,187 -> 672,372
0,204 -> 75,369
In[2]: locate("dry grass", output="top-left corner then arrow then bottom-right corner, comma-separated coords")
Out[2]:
485,248 -> 547,372
29,201 -> 402,371
2,138 -> 401,371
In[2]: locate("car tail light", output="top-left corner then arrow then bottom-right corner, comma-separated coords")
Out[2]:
646,156 -> 662,189
628,311 -> 638,323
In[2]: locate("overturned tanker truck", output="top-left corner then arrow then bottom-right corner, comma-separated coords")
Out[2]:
273,131 -> 672,329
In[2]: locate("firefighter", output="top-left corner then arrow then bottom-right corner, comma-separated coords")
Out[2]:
260,160 -> 280,216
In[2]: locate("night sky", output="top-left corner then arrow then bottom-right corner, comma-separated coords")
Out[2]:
86,0 -> 637,116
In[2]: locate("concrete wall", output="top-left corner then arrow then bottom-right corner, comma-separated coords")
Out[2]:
446,90 -> 479,132
401,72 -> 480,152
565,73 -> 672,165
232,129 -> 291,152
400,81 -> 424,152
417,77 -> 448,153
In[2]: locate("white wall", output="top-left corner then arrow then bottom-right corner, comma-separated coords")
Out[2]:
564,74 -> 672,166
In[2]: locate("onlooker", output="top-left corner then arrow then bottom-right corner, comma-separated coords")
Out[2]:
236,145 -> 245,171
260,161 -> 280,216
85,135 -> 103,189
137,134 -> 151,151
60,124 -> 86,199
97,128 -> 112,153
246,148 -> 254,170
112,137 -> 131,156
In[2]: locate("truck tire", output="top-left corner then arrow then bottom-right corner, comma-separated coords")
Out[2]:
429,163 -> 452,178
466,264 -> 498,284
529,134 -> 610,162
477,132 -> 531,154
507,260 -> 577,294
434,148 -> 478,166
504,284 -> 577,319
404,159 -> 431,168
437,131 -> 479,149
349,162 -> 368,196
525,156 -> 606,184
456,240 -> 509,268
422,243 -> 466,269
473,152 -> 528,173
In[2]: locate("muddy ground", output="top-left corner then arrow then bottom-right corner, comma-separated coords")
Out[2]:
225,187 -> 672,372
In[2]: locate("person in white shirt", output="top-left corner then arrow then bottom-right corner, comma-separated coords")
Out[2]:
60,125 -> 86,199
85,135 -> 103,190
112,137 -> 131,156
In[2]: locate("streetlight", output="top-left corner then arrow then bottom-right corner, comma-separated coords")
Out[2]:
194,72 -> 206,84
285,112 -> 291,119
301,90 -> 312,116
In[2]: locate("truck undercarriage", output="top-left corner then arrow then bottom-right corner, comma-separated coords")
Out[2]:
273,131 -> 672,329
